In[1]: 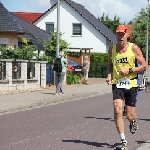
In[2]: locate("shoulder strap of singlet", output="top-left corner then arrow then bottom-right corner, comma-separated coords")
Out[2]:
128,42 -> 133,50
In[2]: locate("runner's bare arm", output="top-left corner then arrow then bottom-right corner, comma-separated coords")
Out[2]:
107,47 -> 113,75
106,47 -> 113,84
132,44 -> 147,73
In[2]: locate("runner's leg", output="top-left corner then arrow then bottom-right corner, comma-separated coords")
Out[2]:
113,85 -> 127,149
125,88 -> 138,134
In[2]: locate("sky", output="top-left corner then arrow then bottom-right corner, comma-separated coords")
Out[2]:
0,0 -> 149,23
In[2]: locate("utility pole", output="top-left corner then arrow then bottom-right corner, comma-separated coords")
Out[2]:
146,0 -> 149,79
56,0 -> 60,58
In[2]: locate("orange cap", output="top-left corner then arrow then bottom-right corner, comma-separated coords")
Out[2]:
116,25 -> 127,33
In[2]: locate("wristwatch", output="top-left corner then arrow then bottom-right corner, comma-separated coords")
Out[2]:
129,68 -> 133,74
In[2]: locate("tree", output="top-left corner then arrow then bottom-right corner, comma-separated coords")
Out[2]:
15,45 -> 37,60
43,31 -> 70,62
98,13 -> 122,33
131,7 -> 150,59
15,38 -> 37,60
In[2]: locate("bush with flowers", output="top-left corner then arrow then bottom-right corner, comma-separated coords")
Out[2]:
12,65 -> 19,79
66,64 -> 82,85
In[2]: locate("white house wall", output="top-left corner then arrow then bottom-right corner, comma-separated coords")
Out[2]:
34,1 -> 111,53
106,39 -> 113,53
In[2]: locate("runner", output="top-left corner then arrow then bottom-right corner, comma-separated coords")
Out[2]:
106,25 -> 146,149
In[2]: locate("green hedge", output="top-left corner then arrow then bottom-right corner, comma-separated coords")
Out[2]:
66,73 -> 82,85
90,52 -> 108,64
89,53 -> 108,78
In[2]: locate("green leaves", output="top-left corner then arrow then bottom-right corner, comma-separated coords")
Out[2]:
132,7 -> 150,59
0,45 -> 37,60
0,31 -> 70,62
66,73 -> 82,85
43,31 -> 70,61
89,53 -> 108,78
0,47 -> 14,59
98,13 -> 122,33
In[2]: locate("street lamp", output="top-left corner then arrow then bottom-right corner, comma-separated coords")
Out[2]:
50,0 -> 60,58
50,0 -> 60,85
56,0 -> 60,58
146,0 -> 149,79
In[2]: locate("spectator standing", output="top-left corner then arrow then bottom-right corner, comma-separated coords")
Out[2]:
55,51 -> 67,95
82,56 -> 90,84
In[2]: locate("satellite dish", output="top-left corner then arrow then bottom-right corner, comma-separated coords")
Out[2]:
50,0 -> 57,6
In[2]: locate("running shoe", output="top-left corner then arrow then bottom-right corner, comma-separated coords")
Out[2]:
115,139 -> 128,150
129,119 -> 138,134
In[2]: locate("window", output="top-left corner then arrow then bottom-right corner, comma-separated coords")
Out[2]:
14,39 -> 18,49
0,38 -> 9,48
45,22 -> 54,33
0,44 -> 7,48
72,23 -> 82,35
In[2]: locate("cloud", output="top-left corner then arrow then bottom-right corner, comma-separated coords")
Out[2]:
26,0 -> 50,7
98,0 -> 134,23
20,0 -> 51,12
74,0 -> 147,23
20,0 -> 148,23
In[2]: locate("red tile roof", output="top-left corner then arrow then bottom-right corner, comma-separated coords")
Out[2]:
12,12 -> 43,23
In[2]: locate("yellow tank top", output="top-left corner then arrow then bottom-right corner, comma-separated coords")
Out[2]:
112,42 -> 138,88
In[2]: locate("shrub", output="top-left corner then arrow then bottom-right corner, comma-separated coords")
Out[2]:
66,72 -> 82,85
89,53 -> 108,78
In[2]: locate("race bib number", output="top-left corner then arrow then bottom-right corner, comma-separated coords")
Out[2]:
116,78 -> 130,89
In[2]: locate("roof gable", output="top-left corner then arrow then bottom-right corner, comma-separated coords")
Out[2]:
13,15 -> 50,41
0,1 -> 50,41
65,0 -> 117,43
13,12 -> 43,23
34,0 -> 117,43
0,2 -> 25,33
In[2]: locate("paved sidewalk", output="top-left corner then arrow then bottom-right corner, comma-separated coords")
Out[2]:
0,81 -> 112,114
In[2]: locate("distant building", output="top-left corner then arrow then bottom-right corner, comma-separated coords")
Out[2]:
13,12 -> 43,24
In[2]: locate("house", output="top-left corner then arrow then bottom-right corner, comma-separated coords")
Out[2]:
0,2 -> 50,50
0,2 -> 50,90
13,15 -> 50,51
33,0 -> 117,53
12,12 -> 43,24
0,2 -> 25,49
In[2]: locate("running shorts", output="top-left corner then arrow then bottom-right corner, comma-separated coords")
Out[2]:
112,84 -> 138,107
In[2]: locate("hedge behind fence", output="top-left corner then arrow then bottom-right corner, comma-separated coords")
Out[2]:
89,53 -> 108,78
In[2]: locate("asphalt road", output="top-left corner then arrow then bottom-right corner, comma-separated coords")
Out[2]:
0,91 -> 149,150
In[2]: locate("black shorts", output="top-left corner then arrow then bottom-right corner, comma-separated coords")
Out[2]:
112,84 -> 138,107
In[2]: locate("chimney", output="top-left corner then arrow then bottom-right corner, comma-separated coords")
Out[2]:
50,0 -> 57,6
